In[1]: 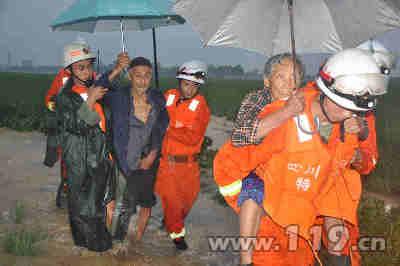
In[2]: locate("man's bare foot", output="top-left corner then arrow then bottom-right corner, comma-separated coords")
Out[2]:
135,207 -> 151,241
110,240 -> 129,256
71,245 -> 85,256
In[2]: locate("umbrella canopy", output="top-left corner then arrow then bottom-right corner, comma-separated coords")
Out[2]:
50,0 -> 185,32
50,0 -> 186,88
174,0 -> 400,56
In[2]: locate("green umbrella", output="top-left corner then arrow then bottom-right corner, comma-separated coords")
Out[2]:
50,0 -> 185,87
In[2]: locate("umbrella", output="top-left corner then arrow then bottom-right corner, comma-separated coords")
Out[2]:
174,0 -> 400,135
174,1 -> 400,260
173,0 -> 400,56
50,0 -> 186,88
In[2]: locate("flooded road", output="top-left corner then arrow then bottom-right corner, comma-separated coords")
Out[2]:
0,128 -> 239,266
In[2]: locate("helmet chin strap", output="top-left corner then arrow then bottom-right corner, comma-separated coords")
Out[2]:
75,75 -> 94,88
177,81 -> 200,104
70,67 -> 94,88
320,93 -> 355,142
319,93 -> 337,124
177,92 -> 199,105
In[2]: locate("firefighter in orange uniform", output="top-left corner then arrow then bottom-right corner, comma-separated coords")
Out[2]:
155,60 -> 210,250
214,48 -> 389,266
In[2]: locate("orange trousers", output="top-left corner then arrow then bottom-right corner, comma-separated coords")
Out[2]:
155,157 -> 200,239
253,217 -> 315,266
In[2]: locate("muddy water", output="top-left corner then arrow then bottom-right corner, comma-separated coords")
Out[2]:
0,128 -> 240,266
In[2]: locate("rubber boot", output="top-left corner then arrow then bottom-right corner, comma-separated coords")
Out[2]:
56,181 -> 67,209
173,237 -> 188,250
328,254 -> 351,266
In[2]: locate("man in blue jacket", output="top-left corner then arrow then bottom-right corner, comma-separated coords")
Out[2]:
99,53 -> 169,243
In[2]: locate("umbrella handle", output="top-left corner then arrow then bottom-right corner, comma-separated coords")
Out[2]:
287,1 -> 319,136
287,0 -> 297,85
298,116 -> 320,135
120,18 -> 127,53
119,18 -> 128,78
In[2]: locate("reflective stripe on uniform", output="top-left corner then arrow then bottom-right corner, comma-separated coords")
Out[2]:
170,228 -> 186,239
219,179 -> 242,197
62,77 -> 69,85
47,101 -> 55,111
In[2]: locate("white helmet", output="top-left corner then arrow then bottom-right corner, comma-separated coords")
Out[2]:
316,48 -> 388,111
357,39 -> 397,74
63,41 -> 96,69
176,60 -> 207,84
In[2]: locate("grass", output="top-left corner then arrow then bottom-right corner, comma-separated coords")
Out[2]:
364,77 -> 400,193
2,201 -> 47,256
12,201 -> 25,225
3,230 -> 46,256
121,75 -> 258,118
0,72 -> 51,132
0,72 -> 53,106
0,72 -> 258,131
357,196 -> 400,266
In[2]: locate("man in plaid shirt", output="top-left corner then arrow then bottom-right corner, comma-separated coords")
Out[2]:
231,88 -> 272,146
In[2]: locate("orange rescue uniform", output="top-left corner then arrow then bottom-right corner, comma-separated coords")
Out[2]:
356,110 -> 378,175
71,85 -> 106,131
155,89 -> 210,240
214,82 -> 377,266
45,69 -> 71,111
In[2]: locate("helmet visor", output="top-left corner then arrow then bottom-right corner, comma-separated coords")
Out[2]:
331,89 -> 378,110
177,70 -> 206,80
332,73 -> 389,96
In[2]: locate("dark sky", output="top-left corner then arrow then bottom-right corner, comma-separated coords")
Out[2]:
1,0 -> 400,74
0,0 -> 266,71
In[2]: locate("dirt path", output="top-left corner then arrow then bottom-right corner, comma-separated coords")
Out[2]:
204,116 -> 234,150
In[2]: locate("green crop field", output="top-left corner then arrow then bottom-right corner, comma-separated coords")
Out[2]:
1,71 -> 399,193
0,72 -> 259,119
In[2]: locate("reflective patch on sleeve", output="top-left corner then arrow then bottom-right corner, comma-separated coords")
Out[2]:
189,99 -> 199,111
372,157 -> 377,166
80,93 -> 88,101
62,77 -> 69,85
219,179 -> 242,197
166,94 -> 175,106
293,114 -> 313,143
